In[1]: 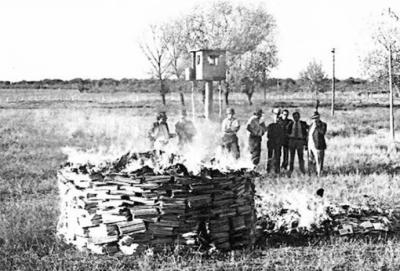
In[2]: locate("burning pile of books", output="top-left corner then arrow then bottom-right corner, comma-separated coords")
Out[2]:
57,151 -> 256,254
255,189 -> 400,242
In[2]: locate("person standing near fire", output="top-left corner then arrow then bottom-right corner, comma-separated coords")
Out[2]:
175,109 -> 196,147
287,111 -> 308,175
266,108 -> 284,173
246,109 -> 266,165
308,111 -> 327,177
148,111 -> 174,149
221,107 -> 241,159
278,109 -> 292,170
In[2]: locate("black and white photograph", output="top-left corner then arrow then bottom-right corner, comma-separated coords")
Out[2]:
1,0 -> 400,270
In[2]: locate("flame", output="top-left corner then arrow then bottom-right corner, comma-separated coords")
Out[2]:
256,189 -> 332,232
62,118 -> 254,174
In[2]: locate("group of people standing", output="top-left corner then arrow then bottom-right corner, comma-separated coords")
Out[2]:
148,106 -> 327,176
222,107 -> 327,176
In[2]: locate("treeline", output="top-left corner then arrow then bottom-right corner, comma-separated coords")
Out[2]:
0,77 -> 369,93
0,78 -> 188,93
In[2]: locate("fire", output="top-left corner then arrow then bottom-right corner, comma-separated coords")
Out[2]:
62,118 -> 255,175
256,190 -> 331,233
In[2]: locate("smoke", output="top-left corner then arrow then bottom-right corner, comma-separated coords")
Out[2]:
61,111 -> 254,173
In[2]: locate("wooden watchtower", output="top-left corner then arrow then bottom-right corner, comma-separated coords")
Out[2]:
185,49 -> 227,120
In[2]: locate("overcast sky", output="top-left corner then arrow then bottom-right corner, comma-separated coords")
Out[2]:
0,0 -> 399,81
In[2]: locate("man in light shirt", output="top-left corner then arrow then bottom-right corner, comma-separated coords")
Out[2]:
148,111 -> 173,149
221,107 -> 240,159
308,111 -> 327,177
246,109 -> 266,165
287,111 -> 308,175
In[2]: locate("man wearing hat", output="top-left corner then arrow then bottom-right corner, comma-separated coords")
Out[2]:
221,107 -> 241,159
308,111 -> 327,177
175,108 -> 197,147
287,111 -> 309,174
148,111 -> 173,149
266,108 -> 284,173
246,109 -> 266,165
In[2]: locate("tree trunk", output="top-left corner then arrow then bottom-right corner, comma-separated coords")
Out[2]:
160,79 -> 166,106
179,92 -> 185,106
161,93 -> 166,106
263,86 -> 267,103
246,92 -> 253,105
224,81 -> 230,106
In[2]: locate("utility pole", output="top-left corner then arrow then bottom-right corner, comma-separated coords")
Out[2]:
388,44 -> 395,141
331,48 -> 336,116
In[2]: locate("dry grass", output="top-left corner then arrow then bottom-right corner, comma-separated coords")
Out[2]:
0,88 -> 400,270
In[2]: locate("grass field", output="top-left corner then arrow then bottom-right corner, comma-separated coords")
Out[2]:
1,88 -> 400,270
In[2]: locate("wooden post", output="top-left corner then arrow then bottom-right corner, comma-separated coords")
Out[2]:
331,48 -> 336,116
218,81 -> 222,120
389,44 -> 395,141
205,81 -> 213,120
191,81 -> 196,122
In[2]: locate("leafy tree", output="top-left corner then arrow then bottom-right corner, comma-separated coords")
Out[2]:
299,60 -> 327,95
361,8 -> 400,83
182,1 -> 277,104
234,40 -> 278,104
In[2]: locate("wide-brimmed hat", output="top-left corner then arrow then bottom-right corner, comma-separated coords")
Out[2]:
272,108 -> 281,115
157,111 -> 167,120
311,111 -> 320,119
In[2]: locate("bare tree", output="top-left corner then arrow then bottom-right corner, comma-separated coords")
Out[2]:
162,19 -> 191,105
139,24 -> 171,105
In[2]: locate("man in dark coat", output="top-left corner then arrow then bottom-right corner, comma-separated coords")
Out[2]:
266,108 -> 284,173
246,109 -> 266,165
287,111 -> 308,174
307,111 -> 327,177
279,109 -> 293,170
175,109 -> 196,147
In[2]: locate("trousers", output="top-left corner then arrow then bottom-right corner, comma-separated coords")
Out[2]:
308,147 -> 325,177
249,135 -> 262,165
288,139 -> 306,173
281,145 -> 289,169
222,135 -> 240,159
267,142 -> 281,173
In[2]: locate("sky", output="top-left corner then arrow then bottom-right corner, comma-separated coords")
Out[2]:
0,0 -> 399,81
